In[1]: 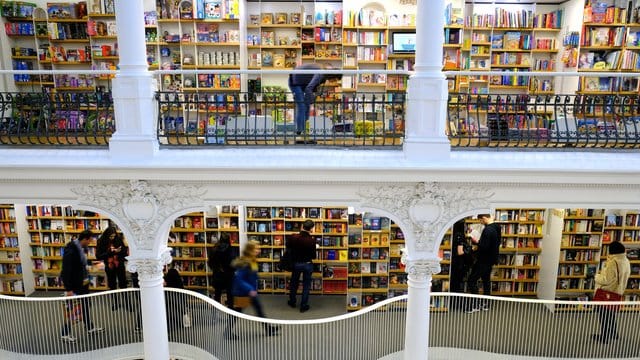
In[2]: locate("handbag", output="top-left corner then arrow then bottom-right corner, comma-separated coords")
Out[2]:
233,296 -> 251,309
593,261 -> 623,311
593,288 -> 622,311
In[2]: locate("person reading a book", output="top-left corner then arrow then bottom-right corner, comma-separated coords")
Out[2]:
450,220 -> 472,310
465,213 -> 501,314
288,64 -> 341,135
286,219 -> 317,312
592,241 -> 630,344
60,230 -> 104,342
96,226 -> 128,311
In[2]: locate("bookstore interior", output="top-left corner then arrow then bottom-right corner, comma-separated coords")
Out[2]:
2,0 -> 640,139
2,0 -> 639,93
1,203 -> 639,312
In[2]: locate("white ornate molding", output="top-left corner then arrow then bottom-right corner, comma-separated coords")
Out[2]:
405,259 -> 442,282
127,247 -> 173,281
72,180 -> 206,250
358,182 -> 493,251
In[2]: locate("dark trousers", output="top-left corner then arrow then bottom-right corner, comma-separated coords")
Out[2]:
213,273 -> 234,308
61,287 -> 94,336
597,306 -> 618,340
106,263 -> 127,290
290,85 -> 310,133
467,261 -> 493,308
289,262 -> 313,307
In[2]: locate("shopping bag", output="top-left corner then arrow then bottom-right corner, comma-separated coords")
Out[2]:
64,299 -> 83,324
182,310 -> 192,328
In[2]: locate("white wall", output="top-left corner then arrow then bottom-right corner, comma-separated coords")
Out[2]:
537,209 -> 563,309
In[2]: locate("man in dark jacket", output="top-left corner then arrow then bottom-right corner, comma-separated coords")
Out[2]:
286,219 -> 316,312
288,63 -> 340,135
60,230 -> 104,342
466,213 -> 501,313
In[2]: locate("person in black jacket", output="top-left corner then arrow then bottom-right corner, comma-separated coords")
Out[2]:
466,213 -> 501,313
449,220 -> 472,310
60,230 -> 104,342
288,63 -> 341,135
286,219 -> 317,312
207,232 -> 236,307
96,226 -> 128,310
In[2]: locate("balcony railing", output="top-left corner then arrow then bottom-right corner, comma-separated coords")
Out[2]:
1,290 -> 639,359
448,93 -> 640,149
1,69 -> 640,149
0,90 -> 115,146
156,91 -> 405,147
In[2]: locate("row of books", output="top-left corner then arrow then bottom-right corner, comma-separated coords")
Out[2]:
583,3 -> 628,24
580,26 -> 625,47
467,8 -> 534,28
0,279 -> 23,293
491,32 -> 532,51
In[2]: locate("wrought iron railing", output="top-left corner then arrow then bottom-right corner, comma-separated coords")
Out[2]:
447,93 -> 640,149
156,91 -> 406,147
0,90 -> 115,146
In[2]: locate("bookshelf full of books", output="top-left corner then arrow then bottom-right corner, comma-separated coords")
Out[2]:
169,212 -> 212,292
554,208 -> 605,310
0,205 -> 23,295
244,206 -> 349,295
26,205 -> 112,291
577,0 -> 640,94
491,208 -> 545,296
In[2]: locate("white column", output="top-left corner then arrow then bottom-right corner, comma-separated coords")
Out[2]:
403,0 -> 450,161
128,255 -> 170,360
404,257 -> 441,360
109,0 -> 159,160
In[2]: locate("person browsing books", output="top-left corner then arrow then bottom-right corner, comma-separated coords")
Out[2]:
60,230 -> 104,342
466,213 -> 501,313
592,241 -> 630,344
286,219 -> 317,312
288,63 -> 341,135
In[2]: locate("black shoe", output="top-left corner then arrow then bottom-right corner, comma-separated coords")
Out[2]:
225,333 -> 239,340
265,325 -> 280,336
287,300 -> 296,308
591,334 -> 609,344
300,305 -> 310,313
111,303 -> 119,311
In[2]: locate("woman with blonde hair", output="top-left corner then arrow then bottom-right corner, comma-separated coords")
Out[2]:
231,240 -> 278,337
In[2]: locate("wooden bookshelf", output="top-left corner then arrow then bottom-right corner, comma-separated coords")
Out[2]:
26,204 -> 113,292
0,205 -> 23,295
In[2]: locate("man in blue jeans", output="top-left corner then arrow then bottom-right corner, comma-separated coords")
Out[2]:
288,64 -> 340,135
287,219 -> 316,312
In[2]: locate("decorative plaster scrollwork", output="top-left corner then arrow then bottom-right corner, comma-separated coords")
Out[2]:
127,247 -> 172,281
72,180 -> 206,250
358,182 -> 493,251
405,259 -> 442,282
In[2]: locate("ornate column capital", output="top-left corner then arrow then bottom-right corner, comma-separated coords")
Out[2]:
127,246 -> 173,282
358,182 -> 493,251
404,258 -> 442,283
72,180 -> 205,250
